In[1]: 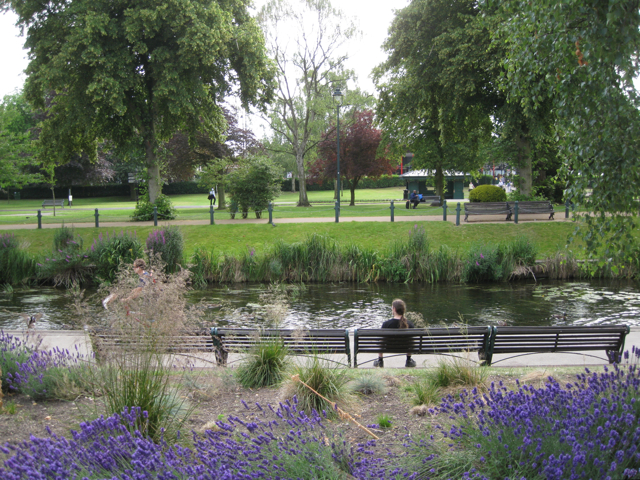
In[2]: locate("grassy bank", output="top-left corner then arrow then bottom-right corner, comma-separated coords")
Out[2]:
2,221 -> 580,258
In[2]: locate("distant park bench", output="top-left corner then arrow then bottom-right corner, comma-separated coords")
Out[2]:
464,202 -> 512,222
507,201 -> 555,220
406,195 -> 441,209
210,328 -> 351,367
486,325 -> 630,365
353,326 -> 492,367
41,199 -> 65,208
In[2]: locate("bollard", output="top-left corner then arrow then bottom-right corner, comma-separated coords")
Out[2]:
153,206 -> 158,226
37,210 -> 42,229
210,205 -> 215,225
565,200 -> 570,219
335,201 -> 340,223
456,203 -> 461,226
514,201 -> 519,224
268,202 -> 273,225
390,201 -> 395,222
442,200 -> 447,221
94,208 -> 99,228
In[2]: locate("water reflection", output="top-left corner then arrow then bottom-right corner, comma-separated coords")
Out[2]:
1,280 -> 637,330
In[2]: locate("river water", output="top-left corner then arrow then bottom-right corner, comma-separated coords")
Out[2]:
0,279 -> 639,331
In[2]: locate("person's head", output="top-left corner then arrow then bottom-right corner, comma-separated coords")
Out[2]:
133,258 -> 146,273
392,299 -> 408,328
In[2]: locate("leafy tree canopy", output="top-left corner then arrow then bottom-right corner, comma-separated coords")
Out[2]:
3,0 -> 276,203
497,0 -> 640,261
314,109 -> 394,205
226,155 -> 282,218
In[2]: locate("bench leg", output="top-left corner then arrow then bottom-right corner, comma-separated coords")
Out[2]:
215,347 -> 228,366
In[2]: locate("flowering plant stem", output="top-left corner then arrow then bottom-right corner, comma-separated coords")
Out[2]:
290,373 -> 379,439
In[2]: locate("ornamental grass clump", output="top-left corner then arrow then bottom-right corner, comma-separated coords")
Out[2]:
420,346 -> 640,480
0,398 -> 393,479
235,336 -> 289,388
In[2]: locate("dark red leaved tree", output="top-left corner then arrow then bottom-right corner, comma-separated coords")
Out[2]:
314,110 -> 394,206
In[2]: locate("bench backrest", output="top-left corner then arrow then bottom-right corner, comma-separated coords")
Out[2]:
489,325 -> 630,364
507,201 -> 552,211
464,202 -> 511,215
354,326 -> 492,366
211,328 -> 350,355
91,332 -> 214,355
42,200 -> 65,206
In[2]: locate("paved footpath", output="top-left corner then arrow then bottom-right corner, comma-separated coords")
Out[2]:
0,213 -> 572,230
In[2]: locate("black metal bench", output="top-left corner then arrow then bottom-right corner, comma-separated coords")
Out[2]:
464,202 -> 511,221
507,201 -> 555,220
485,325 -> 630,365
406,195 -> 441,209
353,326 -> 492,367
42,199 -> 65,208
211,328 -> 351,367
90,329 -> 214,361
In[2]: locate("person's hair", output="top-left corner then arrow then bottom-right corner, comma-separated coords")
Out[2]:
392,299 -> 408,328
133,258 -> 146,269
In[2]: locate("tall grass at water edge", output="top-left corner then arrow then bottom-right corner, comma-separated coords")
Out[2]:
235,336 -> 289,389
0,233 -> 36,285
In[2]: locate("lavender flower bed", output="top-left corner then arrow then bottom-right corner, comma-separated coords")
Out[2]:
0,398 -> 398,480
429,346 -> 640,479
1,332 -> 84,401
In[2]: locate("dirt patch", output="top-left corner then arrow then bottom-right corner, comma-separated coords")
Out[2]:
0,367 -> 583,449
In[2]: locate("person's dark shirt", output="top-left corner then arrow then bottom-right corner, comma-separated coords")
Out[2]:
381,318 -> 415,329
409,192 -> 417,201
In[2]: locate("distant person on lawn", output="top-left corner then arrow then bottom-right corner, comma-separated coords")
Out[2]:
373,299 -> 416,368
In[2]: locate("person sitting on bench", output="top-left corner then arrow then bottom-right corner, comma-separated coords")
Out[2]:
373,299 -> 416,368
409,190 -> 420,209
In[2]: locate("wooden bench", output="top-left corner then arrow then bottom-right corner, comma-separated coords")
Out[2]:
353,326 -> 493,367
90,329 -> 214,360
464,202 -> 511,222
406,195 -> 441,209
485,325 -> 630,366
41,199 -> 65,208
507,201 -> 555,220
211,328 -> 351,367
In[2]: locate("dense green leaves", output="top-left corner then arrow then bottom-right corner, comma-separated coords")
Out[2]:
498,0 -> 640,260
3,0 -> 275,202
226,155 -> 282,218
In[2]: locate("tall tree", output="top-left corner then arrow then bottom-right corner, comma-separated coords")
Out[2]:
374,0 -> 553,198
0,93 -> 41,201
259,0 -> 358,206
314,110 -> 394,206
499,0 -> 640,261
4,0 -> 275,203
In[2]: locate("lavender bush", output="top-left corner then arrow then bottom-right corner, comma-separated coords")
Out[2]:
410,346 -> 640,479
0,332 -> 86,401
146,226 -> 184,273
0,398 -> 396,479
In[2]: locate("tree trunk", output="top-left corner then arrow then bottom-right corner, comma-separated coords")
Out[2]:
291,173 -> 296,193
295,150 -> 310,206
350,185 -> 356,206
146,141 -> 161,204
434,165 -> 445,203
216,184 -> 227,210
51,187 -> 56,217
515,134 -> 533,196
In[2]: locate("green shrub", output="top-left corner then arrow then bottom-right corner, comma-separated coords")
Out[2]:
461,244 -> 503,283
468,184 -> 507,202
131,193 -> 177,221
286,356 -> 355,416
0,234 -> 36,285
88,230 -> 144,283
52,226 -> 82,253
146,226 -> 184,273
499,236 -> 537,267
236,337 -> 289,388
37,251 -> 92,287
189,247 -> 218,287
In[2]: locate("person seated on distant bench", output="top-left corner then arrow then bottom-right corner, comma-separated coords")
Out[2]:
409,190 -> 420,209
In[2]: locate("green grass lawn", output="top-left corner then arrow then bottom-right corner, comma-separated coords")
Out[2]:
4,221 -> 581,259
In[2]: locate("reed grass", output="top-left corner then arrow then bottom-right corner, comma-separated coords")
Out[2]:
235,337 -> 289,388
0,234 -> 36,285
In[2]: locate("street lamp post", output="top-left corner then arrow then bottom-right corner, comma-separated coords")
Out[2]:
332,87 -> 344,219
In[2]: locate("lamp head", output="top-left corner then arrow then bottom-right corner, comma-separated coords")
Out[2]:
332,87 -> 344,105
